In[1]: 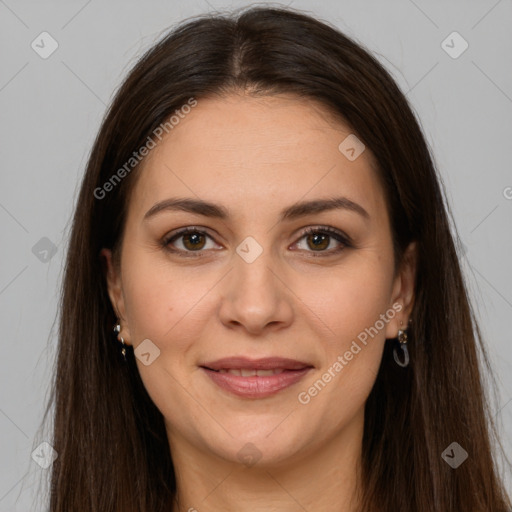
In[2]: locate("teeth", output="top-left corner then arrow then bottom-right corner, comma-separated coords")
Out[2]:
255,369 -> 284,376
217,368 -> 285,376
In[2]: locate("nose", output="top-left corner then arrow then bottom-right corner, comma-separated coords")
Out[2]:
217,242 -> 294,336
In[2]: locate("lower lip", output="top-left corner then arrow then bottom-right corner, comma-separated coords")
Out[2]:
201,367 -> 312,399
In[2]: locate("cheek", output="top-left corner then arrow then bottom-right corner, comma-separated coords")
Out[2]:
120,255 -> 212,424
298,256 -> 394,345
121,251 -> 217,354
294,256 -> 392,407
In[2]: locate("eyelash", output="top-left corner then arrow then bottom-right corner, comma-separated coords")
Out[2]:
161,225 -> 352,258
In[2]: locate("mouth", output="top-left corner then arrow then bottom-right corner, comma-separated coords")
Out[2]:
210,368 -> 288,376
201,356 -> 312,371
199,357 -> 314,399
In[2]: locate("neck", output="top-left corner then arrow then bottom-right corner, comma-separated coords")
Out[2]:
169,409 -> 364,512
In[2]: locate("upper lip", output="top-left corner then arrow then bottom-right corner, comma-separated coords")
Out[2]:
201,357 -> 313,371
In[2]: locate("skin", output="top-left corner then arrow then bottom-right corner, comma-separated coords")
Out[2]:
102,92 -> 417,512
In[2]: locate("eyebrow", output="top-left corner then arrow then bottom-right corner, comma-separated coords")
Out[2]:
143,196 -> 370,223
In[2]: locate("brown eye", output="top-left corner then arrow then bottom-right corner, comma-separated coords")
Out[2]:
294,226 -> 351,256
181,232 -> 206,251
163,225 -> 351,258
163,228 -> 219,256
305,232 -> 330,251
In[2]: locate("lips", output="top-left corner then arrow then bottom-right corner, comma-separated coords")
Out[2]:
201,356 -> 312,372
217,368 -> 285,376
200,357 -> 313,399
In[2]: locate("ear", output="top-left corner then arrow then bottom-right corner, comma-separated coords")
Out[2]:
384,241 -> 417,339
100,248 -> 131,345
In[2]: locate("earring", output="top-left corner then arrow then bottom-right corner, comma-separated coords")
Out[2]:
113,322 -> 127,362
393,320 -> 409,368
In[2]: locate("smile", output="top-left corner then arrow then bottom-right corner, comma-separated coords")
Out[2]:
216,368 -> 284,376
201,367 -> 312,398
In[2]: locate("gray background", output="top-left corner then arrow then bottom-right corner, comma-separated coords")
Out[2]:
1,0 -> 511,509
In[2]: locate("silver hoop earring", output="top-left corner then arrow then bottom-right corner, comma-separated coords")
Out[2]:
113,322 -> 127,362
393,327 -> 409,367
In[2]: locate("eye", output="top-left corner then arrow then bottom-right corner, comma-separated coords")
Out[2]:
292,226 -> 351,256
162,225 -> 352,258
163,227 -> 220,257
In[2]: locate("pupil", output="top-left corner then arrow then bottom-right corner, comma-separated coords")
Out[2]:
185,233 -> 204,250
310,233 -> 328,250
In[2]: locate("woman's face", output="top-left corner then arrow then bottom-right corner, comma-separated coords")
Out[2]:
103,93 -> 415,468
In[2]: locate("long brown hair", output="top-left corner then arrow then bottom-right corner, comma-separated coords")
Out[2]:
37,6 -> 511,511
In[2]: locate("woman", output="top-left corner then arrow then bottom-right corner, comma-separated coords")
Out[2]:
40,5 -> 511,511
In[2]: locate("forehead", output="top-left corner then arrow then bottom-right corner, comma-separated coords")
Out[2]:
128,93 -> 387,224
